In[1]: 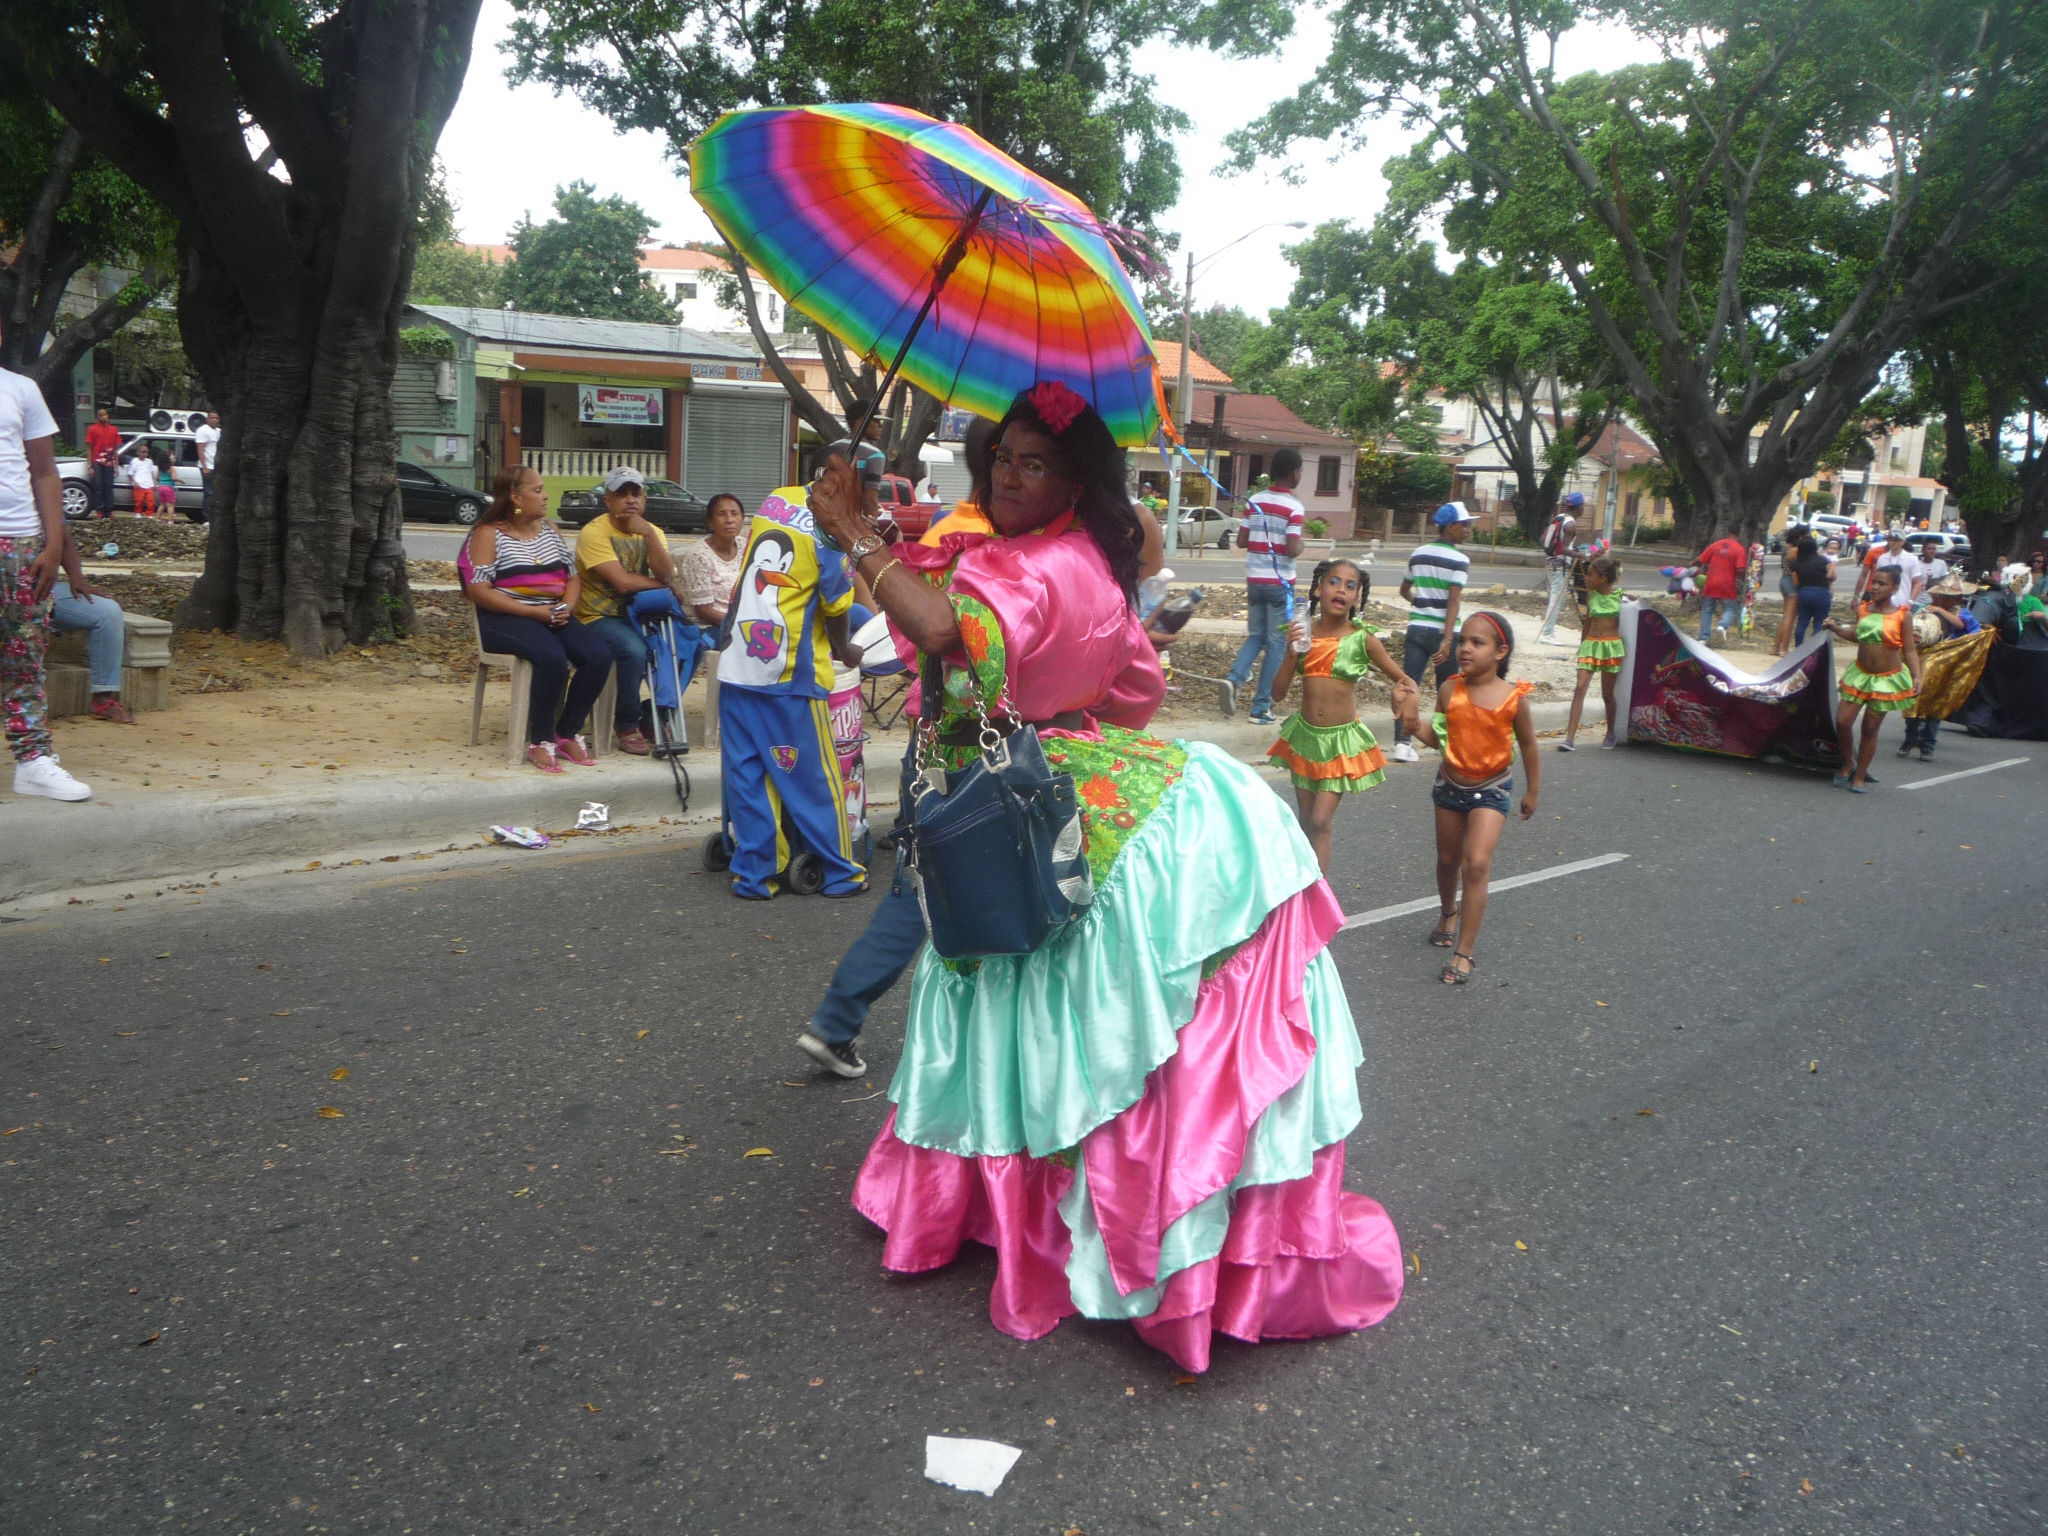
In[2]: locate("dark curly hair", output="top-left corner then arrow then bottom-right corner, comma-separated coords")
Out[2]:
992,388 -> 1145,603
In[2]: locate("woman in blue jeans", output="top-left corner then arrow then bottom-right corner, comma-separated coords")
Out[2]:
460,466 -> 611,772
1788,535 -> 1836,644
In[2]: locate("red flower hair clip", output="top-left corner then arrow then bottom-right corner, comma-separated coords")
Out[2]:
1026,380 -> 1087,434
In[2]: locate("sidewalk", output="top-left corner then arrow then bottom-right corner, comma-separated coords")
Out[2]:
0,663 -> 1581,907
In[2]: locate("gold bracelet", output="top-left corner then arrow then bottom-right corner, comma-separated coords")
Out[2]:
870,557 -> 907,594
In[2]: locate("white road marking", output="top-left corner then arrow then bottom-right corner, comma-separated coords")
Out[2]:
1339,853 -> 1630,932
1896,757 -> 2030,791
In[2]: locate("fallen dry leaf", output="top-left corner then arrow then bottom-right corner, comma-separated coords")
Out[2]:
1718,1324 -> 1743,1336
156,951 -> 172,958
743,1147 -> 773,1158
1951,1445 -> 1968,1459
1045,1417 -> 1057,1427
1809,1060 -> 1819,1072
583,1402 -> 600,1413
314,1106 -> 343,1119
114,1031 -> 136,1038
2,1128 -> 22,1136
1800,1479 -> 1813,1496
329,1068 -> 349,1081
1174,1374 -> 1197,1386
98,957 -> 112,965
136,1331 -> 159,1347
511,1187 -> 531,1198
272,1010 -> 292,1017
1790,897 -> 1805,905
1514,1240 -> 1529,1251
1408,1250 -> 1422,1276
1594,1000 -> 1610,1007
1637,1108 -> 1655,1116
808,1377 -> 824,1387
635,1029 -> 651,1041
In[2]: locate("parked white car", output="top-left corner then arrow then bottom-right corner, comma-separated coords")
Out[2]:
56,429 -> 208,521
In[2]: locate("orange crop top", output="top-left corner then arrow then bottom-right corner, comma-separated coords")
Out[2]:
1441,677 -> 1534,782
1854,601 -> 1908,648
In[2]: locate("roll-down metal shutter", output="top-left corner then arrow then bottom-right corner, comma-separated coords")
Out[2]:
685,389 -> 791,513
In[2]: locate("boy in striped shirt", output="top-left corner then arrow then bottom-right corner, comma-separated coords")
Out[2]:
1388,501 -> 1475,762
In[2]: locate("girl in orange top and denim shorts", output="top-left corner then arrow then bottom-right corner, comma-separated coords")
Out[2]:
1416,612 -> 1540,985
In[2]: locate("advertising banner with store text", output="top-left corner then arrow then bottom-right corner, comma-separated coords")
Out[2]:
578,385 -> 663,426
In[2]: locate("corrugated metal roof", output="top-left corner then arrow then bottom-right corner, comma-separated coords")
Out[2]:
409,305 -> 754,361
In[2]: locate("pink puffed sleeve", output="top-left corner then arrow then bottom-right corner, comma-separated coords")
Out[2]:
946,528 -> 1161,733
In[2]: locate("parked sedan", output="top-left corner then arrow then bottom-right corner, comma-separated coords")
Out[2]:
396,461 -> 487,525
554,477 -> 709,535
1174,505 -> 1236,550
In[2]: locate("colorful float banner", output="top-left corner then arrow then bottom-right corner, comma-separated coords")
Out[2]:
1614,605 -> 1841,766
577,385 -> 663,426
1954,637 -> 2048,739
1908,628 -> 1995,722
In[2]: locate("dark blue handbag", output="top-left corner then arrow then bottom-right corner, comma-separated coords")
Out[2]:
901,657 -> 1091,960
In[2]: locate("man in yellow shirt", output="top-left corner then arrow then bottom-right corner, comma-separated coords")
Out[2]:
573,465 -> 682,754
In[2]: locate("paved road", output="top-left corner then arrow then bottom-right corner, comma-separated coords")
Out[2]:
6,734 -> 2039,1532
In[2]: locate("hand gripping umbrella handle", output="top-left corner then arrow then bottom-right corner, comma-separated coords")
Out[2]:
847,185 -> 996,449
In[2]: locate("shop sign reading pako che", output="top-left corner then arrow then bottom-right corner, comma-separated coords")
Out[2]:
577,385 -> 663,426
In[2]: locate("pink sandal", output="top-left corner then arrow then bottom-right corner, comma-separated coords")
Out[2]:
555,734 -> 596,766
527,741 -> 563,774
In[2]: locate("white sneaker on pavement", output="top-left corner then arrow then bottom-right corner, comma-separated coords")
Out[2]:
14,754 -> 91,801
1388,741 -> 1421,764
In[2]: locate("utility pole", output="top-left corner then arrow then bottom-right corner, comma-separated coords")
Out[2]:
1164,247 -> 1194,559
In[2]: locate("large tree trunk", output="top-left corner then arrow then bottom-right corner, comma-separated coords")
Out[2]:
9,0 -> 480,655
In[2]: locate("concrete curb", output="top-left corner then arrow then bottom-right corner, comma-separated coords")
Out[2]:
1,704 -> 1578,906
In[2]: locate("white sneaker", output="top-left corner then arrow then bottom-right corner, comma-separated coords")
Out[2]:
14,754 -> 91,801
1388,741 -> 1421,764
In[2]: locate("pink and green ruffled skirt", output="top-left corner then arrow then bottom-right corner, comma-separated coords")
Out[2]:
853,732 -> 1403,1373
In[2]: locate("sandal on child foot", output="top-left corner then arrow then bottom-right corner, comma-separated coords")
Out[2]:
1427,912 -> 1458,948
1441,953 -> 1477,985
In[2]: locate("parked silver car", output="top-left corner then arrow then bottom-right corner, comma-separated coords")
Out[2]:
56,431 -> 208,521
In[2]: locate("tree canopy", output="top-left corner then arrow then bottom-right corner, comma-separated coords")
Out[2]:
0,90 -> 170,422
507,0 -> 1287,467
501,182 -> 677,323
1234,0 -> 2048,541
2,0 -> 483,654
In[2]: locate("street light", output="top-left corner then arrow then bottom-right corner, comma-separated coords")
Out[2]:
1163,221 -> 1309,558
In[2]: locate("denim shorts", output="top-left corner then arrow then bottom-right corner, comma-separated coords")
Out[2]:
1432,772 -> 1513,817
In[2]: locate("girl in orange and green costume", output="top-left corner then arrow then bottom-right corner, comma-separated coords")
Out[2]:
1561,554 -> 1626,751
1266,559 -> 1421,877
1823,565 -> 1922,793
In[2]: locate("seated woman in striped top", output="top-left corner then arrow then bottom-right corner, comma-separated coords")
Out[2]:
460,465 -> 613,773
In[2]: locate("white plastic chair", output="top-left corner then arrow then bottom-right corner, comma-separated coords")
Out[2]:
469,605 -> 617,766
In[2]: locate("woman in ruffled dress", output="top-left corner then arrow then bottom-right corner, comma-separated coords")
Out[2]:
806,382 -> 1402,1373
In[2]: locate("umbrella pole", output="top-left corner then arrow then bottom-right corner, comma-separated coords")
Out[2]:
847,186 -> 996,450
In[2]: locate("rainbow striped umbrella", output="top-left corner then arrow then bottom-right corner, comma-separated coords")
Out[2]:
689,103 -> 1164,447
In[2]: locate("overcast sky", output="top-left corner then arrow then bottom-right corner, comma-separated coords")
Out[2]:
438,1 -> 1655,321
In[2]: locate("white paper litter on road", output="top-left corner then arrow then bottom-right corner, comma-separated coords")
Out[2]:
924,1436 -> 1022,1496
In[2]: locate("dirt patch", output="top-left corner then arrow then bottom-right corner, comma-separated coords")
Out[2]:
72,515 -> 208,563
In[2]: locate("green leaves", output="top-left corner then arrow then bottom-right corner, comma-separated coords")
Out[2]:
501,182 -> 680,323
504,0 -> 1213,232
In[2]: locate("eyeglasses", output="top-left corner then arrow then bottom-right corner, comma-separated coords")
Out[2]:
992,448 -> 1051,484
